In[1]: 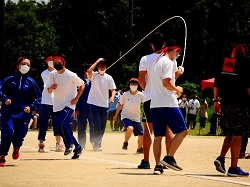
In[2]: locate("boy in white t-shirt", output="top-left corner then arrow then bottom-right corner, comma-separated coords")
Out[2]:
87,58 -> 116,151
46,54 -> 85,159
38,55 -> 63,153
113,78 -> 144,154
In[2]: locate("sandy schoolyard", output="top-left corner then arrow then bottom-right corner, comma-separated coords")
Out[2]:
1,130 -> 250,187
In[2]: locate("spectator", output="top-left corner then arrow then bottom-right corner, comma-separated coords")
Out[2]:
199,99 -> 208,130
178,94 -> 188,120
187,95 -> 200,129
213,44 -> 249,176
108,90 -> 121,131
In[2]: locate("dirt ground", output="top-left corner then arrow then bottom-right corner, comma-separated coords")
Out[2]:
1,130 -> 250,187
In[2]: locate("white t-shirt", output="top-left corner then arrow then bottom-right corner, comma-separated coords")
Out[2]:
119,91 -> 143,122
41,69 -> 55,105
188,99 -> 200,115
139,53 -> 163,102
46,69 -> 85,112
87,72 -> 116,108
150,56 -> 179,108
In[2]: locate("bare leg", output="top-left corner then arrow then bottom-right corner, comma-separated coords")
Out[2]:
153,136 -> 163,165
167,130 -> 188,156
219,136 -> 232,158
137,135 -> 143,149
165,127 -> 174,154
230,136 -> 242,168
143,122 -> 153,161
124,126 -> 133,142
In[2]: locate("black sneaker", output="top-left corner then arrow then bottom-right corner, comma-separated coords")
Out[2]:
136,147 -> 143,154
160,156 -> 182,171
153,165 -> 164,175
64,144 -> 74,155
138,159 -> 150,169
71,146 -> 84,159
122,142 -> 128,150
214,156 -> 226,174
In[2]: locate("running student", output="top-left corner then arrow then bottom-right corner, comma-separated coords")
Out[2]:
113,78 -> 144,154
75,63 -> 92,149
46,54 -> 85,159
38,55 -> 64,153
0,56 -> 41,167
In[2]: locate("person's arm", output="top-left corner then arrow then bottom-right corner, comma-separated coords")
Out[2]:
162,78 -> 183,96
87,58 -> 105,78
109,89 -> 116,104
138,71 -> 147,90
71,84 -> 85,105
213,87 -> 221,114
113,103 -> 123,121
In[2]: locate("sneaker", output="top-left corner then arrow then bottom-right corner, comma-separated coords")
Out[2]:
71,146 -> 84,159
38,143 -> 45,153
214,156 -> 226,174
153,165 -> 164,175
56,143 -> 64,152
64,144 -> 74,155
227,167 -> 249,177
239,153 -> 246,159
136,147 -> 143,154
122,142 -> 128,150
138,159 -> 150,169
245,154 -> 250,159
12,147 -> 20,160
93,147 -> 103,152
0,158 -> 6,167
160,156 -> 182,171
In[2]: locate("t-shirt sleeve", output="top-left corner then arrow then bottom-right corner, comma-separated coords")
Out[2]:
162,59 -> 174,80
119,94 -> 125,105
139,56 -> 147,71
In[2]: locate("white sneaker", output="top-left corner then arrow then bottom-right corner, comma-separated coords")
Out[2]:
56,143 -> 64,152
38,143 -> 45,153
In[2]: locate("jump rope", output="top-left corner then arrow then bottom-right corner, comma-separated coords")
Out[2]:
107,16 -> 188,139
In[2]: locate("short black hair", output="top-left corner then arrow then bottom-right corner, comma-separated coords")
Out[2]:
150,32 -> 165,51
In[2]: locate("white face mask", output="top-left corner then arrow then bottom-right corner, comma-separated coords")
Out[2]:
130,85 -> 138,91
98,69 -> 106,75
19,65 -> 30,74
47,60 -> 54,68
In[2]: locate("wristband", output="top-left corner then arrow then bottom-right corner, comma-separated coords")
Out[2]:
213,99 -> 219,102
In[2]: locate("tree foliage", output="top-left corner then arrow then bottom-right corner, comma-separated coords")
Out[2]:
2,0 -> 250,95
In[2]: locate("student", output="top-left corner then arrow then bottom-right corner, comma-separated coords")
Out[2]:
0,56 -> 42,166
87,58 -> 116,151
38,55 -> 63,153
113,78 -> 144,154
75,63 -> 92,149
46,54 -> 85,159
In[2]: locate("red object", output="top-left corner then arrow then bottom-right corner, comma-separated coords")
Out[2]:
12,147 -> 20,160
200,78 -> 215,91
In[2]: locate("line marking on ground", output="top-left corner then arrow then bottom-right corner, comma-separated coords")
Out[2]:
82,156 -> 250,186
23,146 -> 250,186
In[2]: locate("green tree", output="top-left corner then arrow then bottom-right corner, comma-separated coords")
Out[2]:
3,0 -> 59,83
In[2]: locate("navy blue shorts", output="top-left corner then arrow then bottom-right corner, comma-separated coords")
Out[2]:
151,107 -> 187,136
122,118 -> 144,136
